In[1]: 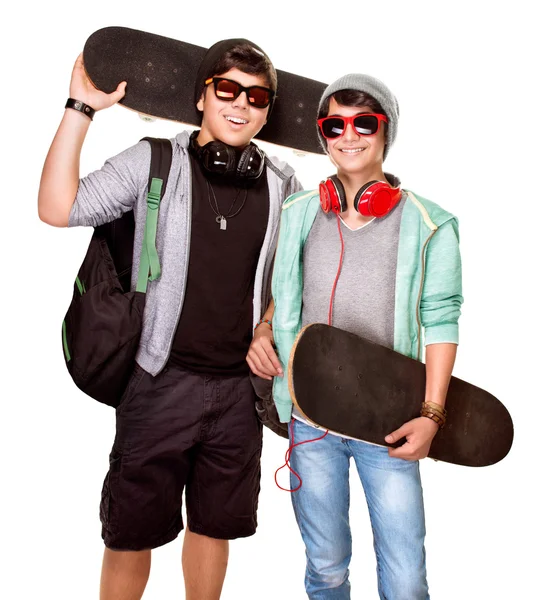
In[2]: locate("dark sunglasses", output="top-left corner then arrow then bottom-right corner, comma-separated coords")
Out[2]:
317,113 -> 388,139
205,77 -> 275,109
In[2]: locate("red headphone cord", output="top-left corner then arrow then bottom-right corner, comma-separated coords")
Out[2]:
275,212 -> 345,493
274,419 -> 329,492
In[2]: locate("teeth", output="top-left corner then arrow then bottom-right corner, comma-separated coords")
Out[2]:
226,116 -> 248,124
341,148 -> 365,153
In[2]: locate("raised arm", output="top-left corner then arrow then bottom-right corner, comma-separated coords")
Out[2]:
38,54 -> 126,227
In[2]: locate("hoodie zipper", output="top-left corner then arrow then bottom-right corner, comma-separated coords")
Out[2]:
415,229 -> 437,360
159,154 -> 193,373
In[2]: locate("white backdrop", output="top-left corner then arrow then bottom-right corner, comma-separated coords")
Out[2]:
2,1 -> 539,598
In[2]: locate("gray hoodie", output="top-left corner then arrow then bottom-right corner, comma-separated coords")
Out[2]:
69,130 -> 301,376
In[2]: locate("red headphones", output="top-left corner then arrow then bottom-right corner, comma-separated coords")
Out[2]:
319,175 -> 402,217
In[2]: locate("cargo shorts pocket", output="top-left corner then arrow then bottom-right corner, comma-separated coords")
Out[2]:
116,363 -> 146,416
99,445 -> 125,535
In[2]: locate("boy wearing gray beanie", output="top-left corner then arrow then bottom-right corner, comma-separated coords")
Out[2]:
250,74 -> 463,599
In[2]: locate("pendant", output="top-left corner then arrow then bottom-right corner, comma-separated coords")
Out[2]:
216,215 -> 227,230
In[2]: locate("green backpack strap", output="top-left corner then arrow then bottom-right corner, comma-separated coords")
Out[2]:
136,138 -> 173,293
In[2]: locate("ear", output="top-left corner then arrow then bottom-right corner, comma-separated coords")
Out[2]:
196,87 -> 207,112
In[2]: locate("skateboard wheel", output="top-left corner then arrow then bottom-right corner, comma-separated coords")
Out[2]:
138,114 -> 156,123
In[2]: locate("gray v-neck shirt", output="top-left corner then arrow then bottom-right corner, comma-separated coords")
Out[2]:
293,196 -> 406,423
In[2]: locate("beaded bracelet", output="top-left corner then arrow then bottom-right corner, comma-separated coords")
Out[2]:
254,318 -> 272,331
420,402 -> 446,429
423,401 -> 447,417
421,410 -> 446,429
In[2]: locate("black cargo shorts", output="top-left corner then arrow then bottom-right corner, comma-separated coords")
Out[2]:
100,363 -> 263,550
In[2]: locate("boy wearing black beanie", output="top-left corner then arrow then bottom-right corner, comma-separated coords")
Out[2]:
38,38 -> 300,600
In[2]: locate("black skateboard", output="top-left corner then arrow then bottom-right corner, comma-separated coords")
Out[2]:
289,324 -> 513,467
83,26 -> 327,154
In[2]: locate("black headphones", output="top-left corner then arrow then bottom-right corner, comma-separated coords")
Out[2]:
189,131 -> 265,180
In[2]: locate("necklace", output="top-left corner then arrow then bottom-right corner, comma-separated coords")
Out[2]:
206,180 -> 248,231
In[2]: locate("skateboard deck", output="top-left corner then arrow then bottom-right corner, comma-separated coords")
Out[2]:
83,27 -> 328,154
289,324 -> 513,467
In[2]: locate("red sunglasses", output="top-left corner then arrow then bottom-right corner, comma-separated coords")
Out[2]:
205,77 -> 275,109
317,113 -> 388,139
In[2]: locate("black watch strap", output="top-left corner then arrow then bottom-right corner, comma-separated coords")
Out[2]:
65,98 -> 96,120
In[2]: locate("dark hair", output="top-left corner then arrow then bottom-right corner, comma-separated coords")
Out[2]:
318,89 -> 386,119
206,43 -> 277,91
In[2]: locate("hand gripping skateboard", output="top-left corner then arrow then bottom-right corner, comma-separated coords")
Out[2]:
83,26 -> 328,154
289,324 -> 514,467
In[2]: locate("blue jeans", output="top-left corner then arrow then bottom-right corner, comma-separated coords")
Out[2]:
289,419 -> 429,600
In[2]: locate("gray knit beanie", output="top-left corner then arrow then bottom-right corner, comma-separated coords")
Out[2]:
317,73 -> 399,160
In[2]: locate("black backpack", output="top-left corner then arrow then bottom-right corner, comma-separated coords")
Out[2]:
61,137 -> 173,407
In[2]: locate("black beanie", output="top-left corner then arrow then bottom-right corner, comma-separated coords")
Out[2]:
193,38 -> 275,111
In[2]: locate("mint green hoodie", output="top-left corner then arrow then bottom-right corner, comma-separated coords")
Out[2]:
271,189 -> 463,423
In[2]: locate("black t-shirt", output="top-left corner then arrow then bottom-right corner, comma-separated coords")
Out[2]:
167,150 -> 269,375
